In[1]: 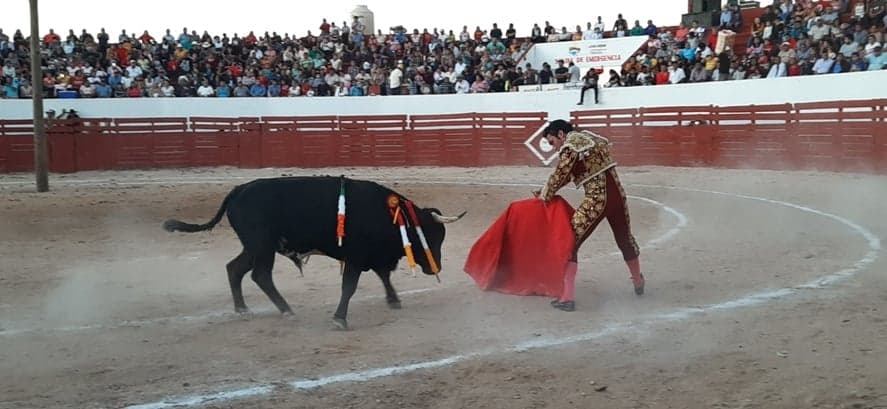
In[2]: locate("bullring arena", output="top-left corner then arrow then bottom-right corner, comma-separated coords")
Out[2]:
2,152 -> 887,408
4,0 -> 887,404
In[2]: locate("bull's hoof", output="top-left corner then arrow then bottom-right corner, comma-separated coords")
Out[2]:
332,317 -> 348,330
387,300 -> 402,310
235,308 -> 253,320
281,311 -> 296,320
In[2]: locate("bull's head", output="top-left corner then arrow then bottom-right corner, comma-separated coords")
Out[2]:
410,207 -> 467,276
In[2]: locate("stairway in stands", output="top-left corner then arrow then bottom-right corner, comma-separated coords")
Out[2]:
730,6 -> 767,56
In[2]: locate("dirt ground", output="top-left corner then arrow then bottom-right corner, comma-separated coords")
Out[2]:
0,165 -> 885,409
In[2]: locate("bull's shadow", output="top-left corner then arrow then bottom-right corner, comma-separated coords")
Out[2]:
162,175 -> 466,329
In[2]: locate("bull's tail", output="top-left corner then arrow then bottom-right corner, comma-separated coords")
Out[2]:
162,187 -> 237,233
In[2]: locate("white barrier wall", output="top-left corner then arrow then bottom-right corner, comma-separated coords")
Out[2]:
1,70 -> 885,121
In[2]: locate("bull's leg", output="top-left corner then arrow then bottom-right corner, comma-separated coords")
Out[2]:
374,269 -> 401,309
226,250 -> 253,315
250,251 -> 294,316
333,265 -> 361,330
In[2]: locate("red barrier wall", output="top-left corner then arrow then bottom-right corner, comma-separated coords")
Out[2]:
1,101 -> 885,174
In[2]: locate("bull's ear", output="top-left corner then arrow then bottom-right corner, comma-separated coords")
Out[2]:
431,209 -> 467,224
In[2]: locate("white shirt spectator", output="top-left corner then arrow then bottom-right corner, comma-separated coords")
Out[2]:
88,70 -> 106,83
388,67 -> 403,88
125,64 -> 143,79
698,45 -> 713,59
2,63 -> 15,77
767,62 -> 787,78
808,21 -> 831,41
813,56 -> 834,74
568,64 -> 581,83
79,83 -> 96,97
196,84 -> 215,97
454,61 -> 467,75
460,29 -> 470,42
454,78 -> 470,93
668,66 -> 686,84
160,83 -> 175,97
594,20 -> 606,33
120,74 -> 134,89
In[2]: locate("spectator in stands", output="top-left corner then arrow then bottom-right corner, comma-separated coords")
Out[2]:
538,62 -> 553,84
576,68 -> 599,105
94,79 -> 112,98
454,75 -> 470,93
567,61 -> 581,83
866,45 -> 886,69
689,61 -> 707,82
603,69 -> 623,87
613,14 -> 628,37
767,55 -> 788,77
196,79 -> 214,97
553,60 -> 569,83
714,48 -> 730,80
668,61 -> 687,83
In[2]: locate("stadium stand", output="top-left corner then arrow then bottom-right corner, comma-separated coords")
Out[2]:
0,0 -> 883,99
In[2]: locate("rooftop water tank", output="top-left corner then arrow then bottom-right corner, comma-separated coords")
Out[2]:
351,4 -> 374,34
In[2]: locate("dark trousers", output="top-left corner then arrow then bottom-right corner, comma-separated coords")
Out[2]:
579,84 -> 598,104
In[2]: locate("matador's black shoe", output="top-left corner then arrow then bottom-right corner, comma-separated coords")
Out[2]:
632,273 -> 645,296
550,299 -> 575,312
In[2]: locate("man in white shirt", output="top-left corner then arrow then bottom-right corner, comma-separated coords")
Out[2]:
388,63 -> 403,95
454,76 -> 470,93
767,56 -> 787,77
125,60 -> 143,79
568,62 -> 581,83
812,53 -> 835,73
668,63 -> 686,84
196,80 -> 215,97
582,23 -> 596,40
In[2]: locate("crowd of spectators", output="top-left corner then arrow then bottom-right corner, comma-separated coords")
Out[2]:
0,0 -> 884,99
608,0 -> 887,87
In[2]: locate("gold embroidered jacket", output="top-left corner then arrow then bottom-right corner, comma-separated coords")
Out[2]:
540,130 -> 616,201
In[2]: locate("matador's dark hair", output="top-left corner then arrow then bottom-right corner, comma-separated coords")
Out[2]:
544,119 -> 573,137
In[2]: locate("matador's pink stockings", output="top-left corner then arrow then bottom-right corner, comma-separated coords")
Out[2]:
561,261 -> 578,302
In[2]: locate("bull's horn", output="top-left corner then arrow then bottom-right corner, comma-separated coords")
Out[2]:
432,210 -> 467,224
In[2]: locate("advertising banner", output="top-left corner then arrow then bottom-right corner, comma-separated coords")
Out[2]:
521,36 -> 649,87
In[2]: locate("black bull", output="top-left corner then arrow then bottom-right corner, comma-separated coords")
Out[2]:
162,176 -> 466,329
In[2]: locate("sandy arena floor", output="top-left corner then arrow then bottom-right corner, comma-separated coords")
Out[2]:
0,165 -> 885,409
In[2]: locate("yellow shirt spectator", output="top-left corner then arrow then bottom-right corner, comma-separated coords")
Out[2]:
704,55 -> 718,71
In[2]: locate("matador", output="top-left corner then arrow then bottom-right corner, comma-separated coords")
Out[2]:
533,119 -> 644,312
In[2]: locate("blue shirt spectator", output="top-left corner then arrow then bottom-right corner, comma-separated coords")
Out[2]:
267,81 -> 281,97
216,84 -> 230,97
249,83 -> 266,97
94,82 -> 112,98
866,48 -> 886,70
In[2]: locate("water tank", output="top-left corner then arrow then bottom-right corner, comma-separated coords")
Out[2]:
350,4 -> 374,35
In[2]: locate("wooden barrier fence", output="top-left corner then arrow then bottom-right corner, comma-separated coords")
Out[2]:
1,101 -> 885,174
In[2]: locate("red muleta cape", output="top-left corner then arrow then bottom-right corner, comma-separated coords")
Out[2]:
463,196 -> 576,297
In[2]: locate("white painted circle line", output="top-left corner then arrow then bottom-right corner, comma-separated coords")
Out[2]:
121,182 -> 880,409
0,181 -> 688,337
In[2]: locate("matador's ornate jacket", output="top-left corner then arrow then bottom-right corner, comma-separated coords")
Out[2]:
540,129 -> 616,201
